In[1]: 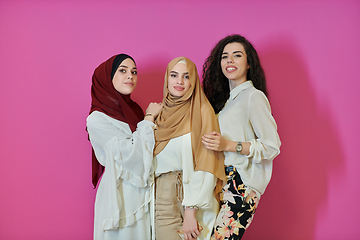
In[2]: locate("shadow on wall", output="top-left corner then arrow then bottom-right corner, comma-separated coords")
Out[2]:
243,36 -> 344,240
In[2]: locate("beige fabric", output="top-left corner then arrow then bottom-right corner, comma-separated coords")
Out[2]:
154,57 -> 226,195
155,171 -> 184,240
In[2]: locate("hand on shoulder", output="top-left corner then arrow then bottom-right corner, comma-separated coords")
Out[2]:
144,102 -> 163,122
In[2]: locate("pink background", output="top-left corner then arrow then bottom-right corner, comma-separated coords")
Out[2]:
1,0 -> 359,239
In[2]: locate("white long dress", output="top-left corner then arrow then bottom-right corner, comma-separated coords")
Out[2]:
87,111 -> 155,240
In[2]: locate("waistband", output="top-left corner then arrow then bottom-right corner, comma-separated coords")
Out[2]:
156,170 -> 182,178
156,170 -> 183,202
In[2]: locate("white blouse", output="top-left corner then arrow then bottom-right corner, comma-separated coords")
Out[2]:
154,133 -> 217,209
154,133 -> 219,239
218,81 -> 281,196
87,111 -> 155,240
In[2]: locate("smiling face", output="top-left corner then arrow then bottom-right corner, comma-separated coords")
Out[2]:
112,58 -> 138,95
167,62 -> 191,97
221,42 -> 250,88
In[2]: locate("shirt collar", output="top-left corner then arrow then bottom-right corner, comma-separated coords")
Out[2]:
229,80 -> 253,99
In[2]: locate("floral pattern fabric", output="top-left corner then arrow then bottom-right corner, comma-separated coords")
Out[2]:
211,166 -> 259,240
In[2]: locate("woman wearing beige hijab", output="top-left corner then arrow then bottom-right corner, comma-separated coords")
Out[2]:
153,57 -> 226,240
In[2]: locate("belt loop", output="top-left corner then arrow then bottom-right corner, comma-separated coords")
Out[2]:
175,171 -> 183,202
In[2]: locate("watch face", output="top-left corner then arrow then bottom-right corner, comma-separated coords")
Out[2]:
236,142 -> 242,152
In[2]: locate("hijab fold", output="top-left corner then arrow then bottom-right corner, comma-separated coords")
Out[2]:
154,57 -> 226,198
89,54 -> 144,188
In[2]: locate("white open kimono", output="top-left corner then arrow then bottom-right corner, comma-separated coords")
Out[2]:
87,111 -> 155,240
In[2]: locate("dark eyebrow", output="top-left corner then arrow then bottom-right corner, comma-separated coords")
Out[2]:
170,71 -> 178,74
183,72 -> 189,75
119,65 -> 128,68
222,50 -> 244,55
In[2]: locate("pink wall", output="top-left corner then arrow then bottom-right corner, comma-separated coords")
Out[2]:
1,0 -> 359,239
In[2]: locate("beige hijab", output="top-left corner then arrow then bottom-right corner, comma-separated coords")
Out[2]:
154,57 -> 226,196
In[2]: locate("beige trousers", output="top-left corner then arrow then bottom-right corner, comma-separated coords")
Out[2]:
155,171 -> 184,240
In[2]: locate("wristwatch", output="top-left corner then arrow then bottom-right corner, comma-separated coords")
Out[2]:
236,142 -> 242,153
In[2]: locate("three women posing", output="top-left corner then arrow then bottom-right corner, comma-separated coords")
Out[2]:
87,33 -> 280,240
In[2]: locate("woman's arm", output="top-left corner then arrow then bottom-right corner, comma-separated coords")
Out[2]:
202,131 -> 251,155
247,91 -> 280,162
181,171 -> 217,239
87,112 -> 155,187
202,91 -> 280,161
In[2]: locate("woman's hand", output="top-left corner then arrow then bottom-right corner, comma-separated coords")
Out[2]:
202,131 -> 230,152
144,102 -> 163,121
182,208 -> 200,240
245,188 -> 257,204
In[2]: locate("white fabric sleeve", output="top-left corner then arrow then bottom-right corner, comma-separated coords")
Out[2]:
247,91 -> 281,163
87,114 -> 155,187
182,171 -> 217,209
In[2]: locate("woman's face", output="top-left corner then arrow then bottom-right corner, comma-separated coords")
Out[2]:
112,58 -> 138,95
221,42 -> 250,86
167,62 -> 191,97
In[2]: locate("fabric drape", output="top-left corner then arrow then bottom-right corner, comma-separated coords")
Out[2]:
154,57 -> 226,191
89,54 -> 144,187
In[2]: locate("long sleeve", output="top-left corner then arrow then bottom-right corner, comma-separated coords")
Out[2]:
182,171 -> 217,209
87,111 -> 155,187
247,90 -> 281,163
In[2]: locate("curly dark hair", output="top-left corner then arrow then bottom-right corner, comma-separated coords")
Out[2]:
202,34 -> 267,113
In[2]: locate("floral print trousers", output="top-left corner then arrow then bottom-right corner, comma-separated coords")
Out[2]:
211,166 -> 259,240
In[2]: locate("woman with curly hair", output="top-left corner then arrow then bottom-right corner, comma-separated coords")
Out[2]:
202,34 -> 281,239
